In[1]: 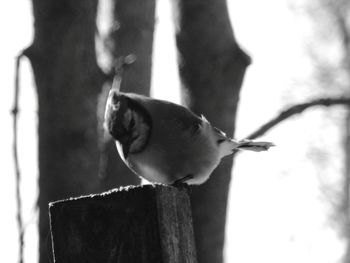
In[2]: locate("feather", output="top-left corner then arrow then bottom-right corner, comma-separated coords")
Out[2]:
236,140 -> 275,152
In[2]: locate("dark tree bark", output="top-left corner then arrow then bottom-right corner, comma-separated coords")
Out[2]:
171,1 -> 251,262
99,0 -> 156,188
25,1 -> 104,262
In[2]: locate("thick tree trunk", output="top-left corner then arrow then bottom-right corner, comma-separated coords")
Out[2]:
172,1 -> 251,262
26,1 -> 104,262
99,0 -> 156,188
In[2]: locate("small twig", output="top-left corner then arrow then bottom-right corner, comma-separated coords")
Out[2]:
12,52 -> 25,263
246,97 -> 350,140
111,54 -> 136,90
97,85 -> 112,179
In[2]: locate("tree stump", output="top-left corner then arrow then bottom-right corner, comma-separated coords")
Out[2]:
49,184 -> 197,263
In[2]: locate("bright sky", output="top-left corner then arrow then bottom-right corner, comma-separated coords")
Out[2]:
0,0 -> 346,262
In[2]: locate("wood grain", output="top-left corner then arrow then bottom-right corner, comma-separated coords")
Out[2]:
49,185 -> 197,263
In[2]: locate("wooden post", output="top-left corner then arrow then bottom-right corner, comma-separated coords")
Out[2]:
49,184 -> 197,263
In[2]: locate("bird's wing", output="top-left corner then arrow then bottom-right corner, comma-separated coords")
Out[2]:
124,92 -> 204,140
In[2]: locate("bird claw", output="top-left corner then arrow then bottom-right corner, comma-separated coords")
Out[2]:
171,174 -> 194,189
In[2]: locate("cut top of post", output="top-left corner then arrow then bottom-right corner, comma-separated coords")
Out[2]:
49,184 -> 197,263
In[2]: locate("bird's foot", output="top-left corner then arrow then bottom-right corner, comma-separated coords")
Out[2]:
171,175 -> 193,193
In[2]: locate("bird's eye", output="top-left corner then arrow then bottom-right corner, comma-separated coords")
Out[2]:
129,118 -> 135,129
217,139 -> 226,144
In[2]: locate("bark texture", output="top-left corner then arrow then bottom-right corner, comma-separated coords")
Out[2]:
172,1 -> 251,262
49,185 -> 196,263
26,1 -> 104,262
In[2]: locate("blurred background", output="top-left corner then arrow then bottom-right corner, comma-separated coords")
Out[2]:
1,0 -> 349,262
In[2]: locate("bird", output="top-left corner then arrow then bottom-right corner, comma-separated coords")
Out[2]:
104,85 -> 274,186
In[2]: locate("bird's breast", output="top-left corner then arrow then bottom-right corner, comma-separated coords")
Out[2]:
124,132 -> 222,185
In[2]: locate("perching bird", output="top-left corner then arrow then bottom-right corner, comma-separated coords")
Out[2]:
104,87 -> 274,186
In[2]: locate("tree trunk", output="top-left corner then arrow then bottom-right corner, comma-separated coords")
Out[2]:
26,1 -> 104,262
344,110 -> 350,263
171,1 -> 251,262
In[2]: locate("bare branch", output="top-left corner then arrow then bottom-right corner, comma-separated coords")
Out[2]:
246,97 -> 350,140
12,52 -> 25,263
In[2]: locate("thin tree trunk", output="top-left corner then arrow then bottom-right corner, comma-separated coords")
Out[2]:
171,1 -> 251,262
344,110 -> 350,263
109,0 -> 155,95
25,1 -> 103,262
338,7 -> 350,262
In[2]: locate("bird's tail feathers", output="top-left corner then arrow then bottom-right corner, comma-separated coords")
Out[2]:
236,140 -> 275,152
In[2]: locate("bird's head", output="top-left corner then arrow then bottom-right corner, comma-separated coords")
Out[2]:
104,90 -> 132,142
104,90 -> 152,156
211,125 -> 239,158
